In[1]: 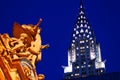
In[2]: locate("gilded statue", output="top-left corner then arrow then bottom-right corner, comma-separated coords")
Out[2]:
0,18 -> 49,80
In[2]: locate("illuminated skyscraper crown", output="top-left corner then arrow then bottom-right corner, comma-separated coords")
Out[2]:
71,1 -> 96,60
63,1 -> 105,79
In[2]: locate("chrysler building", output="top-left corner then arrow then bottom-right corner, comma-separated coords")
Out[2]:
63,0 -> 105,79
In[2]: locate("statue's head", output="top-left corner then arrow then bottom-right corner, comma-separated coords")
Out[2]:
2,33 -> 9,38
20,33 -> 28,41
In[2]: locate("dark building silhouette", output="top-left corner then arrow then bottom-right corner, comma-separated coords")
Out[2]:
67,72 -> 120,80
63,0 -> 106,80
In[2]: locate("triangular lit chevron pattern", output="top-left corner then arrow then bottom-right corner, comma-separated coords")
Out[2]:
63,1 -> 105,79
71,1 -> 96,60
71,2 -> 95,49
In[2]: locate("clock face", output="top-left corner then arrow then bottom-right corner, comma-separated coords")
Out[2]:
21,58 -> 36,80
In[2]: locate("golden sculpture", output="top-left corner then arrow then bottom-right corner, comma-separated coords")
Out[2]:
0,18 -> 49,80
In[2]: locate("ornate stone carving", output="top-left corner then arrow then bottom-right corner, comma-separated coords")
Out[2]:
0,19 -> 49,80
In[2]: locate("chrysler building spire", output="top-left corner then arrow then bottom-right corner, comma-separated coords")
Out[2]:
63,0 -> 105,79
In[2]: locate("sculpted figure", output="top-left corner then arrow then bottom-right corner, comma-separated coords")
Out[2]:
0,34 -> 11,56
10,33 -> 30,59
0,18 -> 48,80
27,26 -> 49,65
14,19 -> 48,67
0,42 -> 6,56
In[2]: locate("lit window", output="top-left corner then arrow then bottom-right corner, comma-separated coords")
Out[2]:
77,54 -> 79,56
80,24 -> 83,27
84,62 -> 86,64
72,40 -> 75,43
84,24 -> 87,27
71,74 -> 73,76
78,17 -> 80,20
79,34 -> 81,37
85,29 -> 88,33
81,15 -> 83,18
86,40 -> 88,42
90,37 -> 93,40
80,47 -> 82,49
89,31 -> 91,34
76,47 -> 79,50
76,66 -> 79,68
80,5 -> 82,8
81,20 -> 83,23
84,16 -> 86,19
80,40 -> 84,43
72,43 -> 75,46
74,28 -> 76,31
88,65 -> 91,67
86,46 -> 89,48
83,34 -> 86,36
81,65 -> 85,68
75,37 -> 77,39
73,34 -> 75,37
76,31 -> 79,34
77,21 -> 80,23
80,47 -> 85,49
80,11 -> 84,14
81,66 -> 84,68
80,29 -> 84,33
84,20 -> 86,23
88,26 -> 90,29
72,50 -> 75,53
101,70 -> 103,72
77,25 -> 79,28
91,40 -> 94,43
75,73 -> 79,76
87,35 -> 90,38
83,47 -> 85,49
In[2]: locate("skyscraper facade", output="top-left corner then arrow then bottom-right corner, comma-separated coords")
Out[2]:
63,1 -> 105,79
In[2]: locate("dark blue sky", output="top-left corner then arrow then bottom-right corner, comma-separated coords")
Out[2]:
0,0 -> 120,80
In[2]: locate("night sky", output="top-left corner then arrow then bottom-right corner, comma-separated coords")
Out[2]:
0,0 -> 120,80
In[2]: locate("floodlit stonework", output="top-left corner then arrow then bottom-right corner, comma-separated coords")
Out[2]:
0,19 -> 49,80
